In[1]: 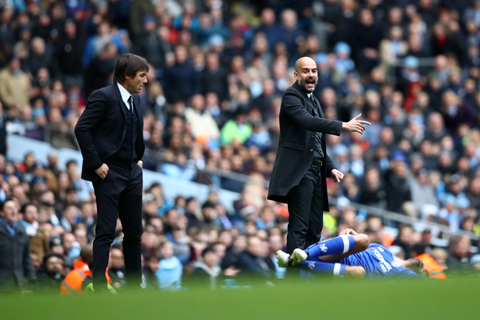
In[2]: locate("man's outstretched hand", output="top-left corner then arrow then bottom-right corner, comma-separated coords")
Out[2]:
331,169 -> 344,182
342,114 -> 371,134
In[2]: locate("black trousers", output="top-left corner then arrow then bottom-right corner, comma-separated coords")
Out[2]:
286,163 -> 324,254
92,162 -> 143,287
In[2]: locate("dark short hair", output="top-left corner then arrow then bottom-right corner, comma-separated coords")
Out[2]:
113,54 -> 149,83
201,246 -> 216,257
42,252 -> 64,265
20,202 -> 36,214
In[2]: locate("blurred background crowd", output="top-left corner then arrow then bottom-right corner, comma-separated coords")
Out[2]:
1,0 -> 480,292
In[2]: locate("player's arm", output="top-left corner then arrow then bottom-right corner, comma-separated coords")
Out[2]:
345,266 -> 366,279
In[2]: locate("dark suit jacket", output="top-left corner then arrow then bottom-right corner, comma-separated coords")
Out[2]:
74,84 -> 145,182
268,82 -> 342,210
0,223 -> 36,290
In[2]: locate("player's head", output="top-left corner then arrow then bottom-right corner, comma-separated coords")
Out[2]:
403,258 -> 428,277
294,57 -> 318,93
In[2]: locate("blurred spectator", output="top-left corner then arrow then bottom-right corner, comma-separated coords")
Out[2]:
163,45 -> 200,103
446,236 -> 473,272
386,158 -> 412,213
0,55 -> 30,112
236,235 -> 274,278
36,252 -> 64,291
185,94 -> 220,143
155,240 -> 182,290
108,248 -> 126,290
192,246 -> 221,283
0,199 -> 36,291
20,203 -> 49,262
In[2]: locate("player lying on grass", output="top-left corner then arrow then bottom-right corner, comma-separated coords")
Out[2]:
276,229 -> 427,279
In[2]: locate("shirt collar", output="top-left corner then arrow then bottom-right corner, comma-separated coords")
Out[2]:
117,82 -> 131,105
307,93 -> 312,98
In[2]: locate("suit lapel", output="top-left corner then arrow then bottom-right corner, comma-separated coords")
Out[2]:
112,83 -> 127,119
292,82 -> 315,115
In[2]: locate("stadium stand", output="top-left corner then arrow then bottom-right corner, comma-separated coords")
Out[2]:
1,0 -> 480,291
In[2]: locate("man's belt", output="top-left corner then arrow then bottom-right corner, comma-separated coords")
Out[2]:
312,160 -> 323,167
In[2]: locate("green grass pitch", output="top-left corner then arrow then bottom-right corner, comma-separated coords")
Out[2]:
1,277 -> 478,320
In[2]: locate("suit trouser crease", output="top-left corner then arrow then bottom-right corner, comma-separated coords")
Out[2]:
286,165 -> 324,254
92,164 -> 143,286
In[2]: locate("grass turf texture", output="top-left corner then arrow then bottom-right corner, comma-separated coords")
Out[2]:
1,276 -> 478,320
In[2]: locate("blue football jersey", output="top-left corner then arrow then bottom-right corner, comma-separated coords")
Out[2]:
340,243 -> 421,279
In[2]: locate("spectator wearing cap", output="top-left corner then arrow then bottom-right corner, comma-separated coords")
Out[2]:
396,55 -> 421,96
0,199 -> 36,292
456,196 -> 471,220
36,252 -> 65,291
0,55 -> 30,112
314,53 -> 335,91
334,42 -> 355,76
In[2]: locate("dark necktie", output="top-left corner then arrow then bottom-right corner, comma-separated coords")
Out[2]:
311,95 -> 320,117
127,96 -> 133,113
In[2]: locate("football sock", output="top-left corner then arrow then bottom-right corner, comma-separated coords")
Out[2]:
304,235 -> 356,258
299,260 -> 346,277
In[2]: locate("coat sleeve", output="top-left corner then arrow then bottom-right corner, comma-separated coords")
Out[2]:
74,90 -> 107,171
282,90 -> 343,135
325,155 -> 336,177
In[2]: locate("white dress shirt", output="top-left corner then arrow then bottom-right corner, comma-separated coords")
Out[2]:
117,82 -> 133,111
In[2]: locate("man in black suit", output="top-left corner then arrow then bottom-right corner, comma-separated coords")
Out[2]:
75,54 -> 148,290
268,57 -> 370,254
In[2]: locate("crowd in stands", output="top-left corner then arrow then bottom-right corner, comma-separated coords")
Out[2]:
2,0 -> 480,292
